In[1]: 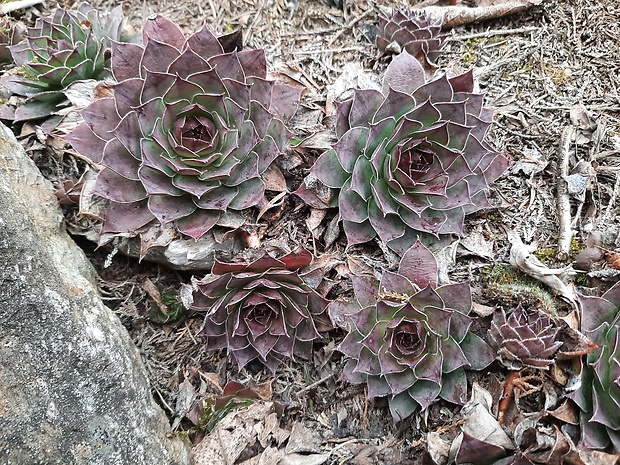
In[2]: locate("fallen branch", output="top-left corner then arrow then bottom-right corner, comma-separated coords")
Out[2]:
416,1 -> 546,28
327,8 -> 375,47
557,127 -> 576,260
0,0 -> 43,15
604,169 -> 620,222
505,228 -> 579,312
450,26 -> 540,41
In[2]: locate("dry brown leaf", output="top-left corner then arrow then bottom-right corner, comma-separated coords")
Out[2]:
262,165 -> 288,192
193,402 -> 276,465
458,229 -> 495,260
546,399 -> 579,425
200,371 -> 224,393
607,252 -> 620,269
306,208 -> 327,239
285,422 -> 322,455
250,379 -> 274,401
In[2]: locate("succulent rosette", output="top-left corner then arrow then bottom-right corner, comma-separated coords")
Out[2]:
67,16 -> 303,241
190,249 -> 329,372
376,8 -> 445,66
572,282 -> 620,452
331,240 -> 495,421
488,305 -> 562,370
0,18 -> 25,65
295,52 -> 509,255
0,3 -> 133,124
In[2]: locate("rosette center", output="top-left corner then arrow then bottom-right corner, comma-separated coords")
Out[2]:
391,320 -> 425,357
247,304 -> 274,327
172,105 -> 219,155
398,140 -> 434,179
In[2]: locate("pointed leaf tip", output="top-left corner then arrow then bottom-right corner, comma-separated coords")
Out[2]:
382,51 -> 426,95
399,239 -> 438,288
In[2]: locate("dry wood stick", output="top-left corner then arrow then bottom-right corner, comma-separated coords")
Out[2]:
327,8 -> 374,47
0,0 -> 43,14
604,172 -> 620,222
557,127 -> 576,260
450,26 -> 540,41
295,373 -> 335,395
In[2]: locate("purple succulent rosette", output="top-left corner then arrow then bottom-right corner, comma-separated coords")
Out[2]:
376,8 -> 446,66
572,282 -> 620,452
67,15 -> 303,241
0,3 -> 132,124
330,240 -> 495,421
295,52 -> 509,255
0,18 -> 25,65
190,249 -> 329,372
488,305 -> 562,370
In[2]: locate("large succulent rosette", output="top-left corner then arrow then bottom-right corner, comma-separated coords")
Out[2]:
376,8 -> 445,66
67,16 -> 303,241
488,305 -> 562,370
295,52 -> 509,255
0,3 -> 132,123
572,282 -> 620,452
190,249 -> 329,372
331,240 -> 495,421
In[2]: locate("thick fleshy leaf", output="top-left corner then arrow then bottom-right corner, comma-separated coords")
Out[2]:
333,126 -> 369,174
382,51 -> 425,95
80,97 -> 121,141
407,379 -> 441,410
142,15 -> 186,49
379,271 -> 416,299
342,219 -> 377,246
368,203 -> 406,243
186,23 -> 225,58
66,122 -> 106,163
13,95 -> 64,122
312,149 -> 350,188
176,209 -> 220,240
435,282 -> 471,314
348,89 -> 385,129
227,177 -> 265,209
93,169 -> 147,203
389,390 -> 419,422
236,49 -> 267,79
140,39 -> 180,75
113,78 -> 143,115
111,41 -> 142,81
148,194 -> 196,223
440,368 -> 468,405
398,240 -> 437,288
270,83 -> 304,121
456,432 -> 507,465
101,139 -> 141,180
100,200 -> 154,235
339,188 -> 368,224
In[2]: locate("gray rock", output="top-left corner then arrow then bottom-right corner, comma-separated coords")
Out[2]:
0,122 -> 191,465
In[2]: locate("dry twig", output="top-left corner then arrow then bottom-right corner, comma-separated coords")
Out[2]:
0,0 -> 43,14
557,127 -> 576,260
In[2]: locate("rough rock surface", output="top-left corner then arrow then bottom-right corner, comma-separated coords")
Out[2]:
0,122 -> 191,465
